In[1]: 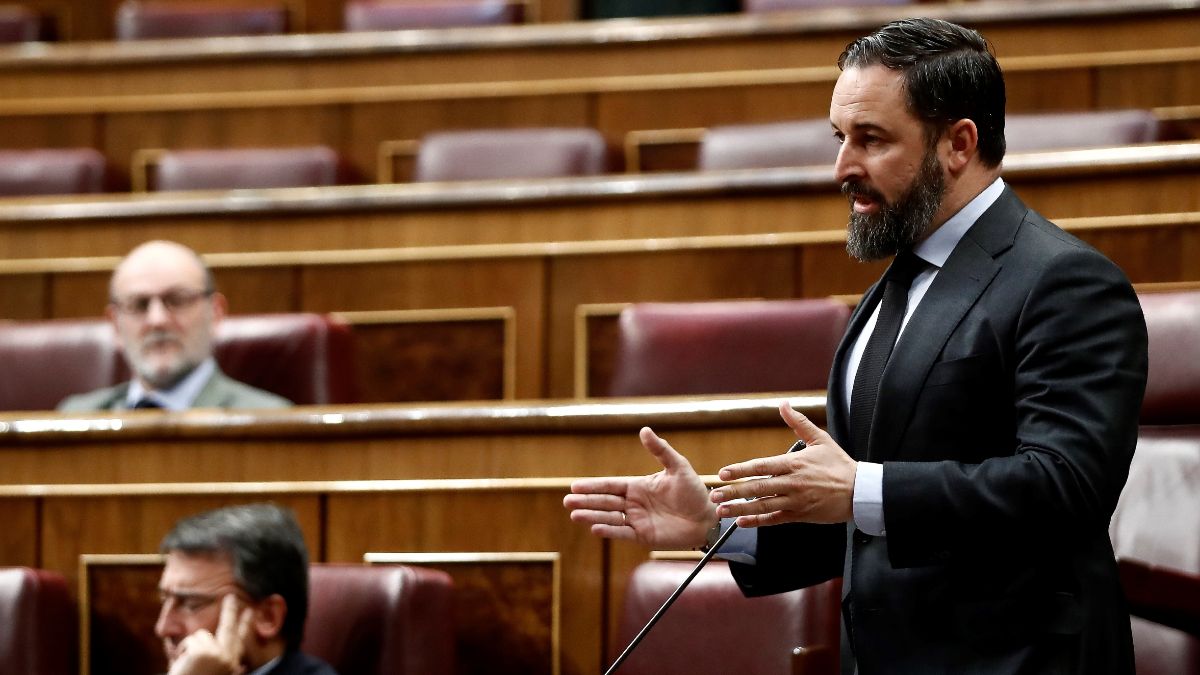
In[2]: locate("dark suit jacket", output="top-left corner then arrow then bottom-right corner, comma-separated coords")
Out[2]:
264,651 -> 339,675
729,188 -> 1148,674
57,367 -> 291,412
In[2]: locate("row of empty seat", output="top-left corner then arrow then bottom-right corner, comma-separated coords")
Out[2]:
0,563 -> 455,675
0,109 -> 1176,197
0,0 -> 928,43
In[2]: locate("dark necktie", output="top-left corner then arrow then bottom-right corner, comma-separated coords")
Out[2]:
131,398 -> 163,409
848,251 -> 928,455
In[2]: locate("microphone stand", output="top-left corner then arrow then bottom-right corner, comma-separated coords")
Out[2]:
603,439 -> 806,675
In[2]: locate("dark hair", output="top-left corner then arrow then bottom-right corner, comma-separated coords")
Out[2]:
160,503 -> 309,651
838,17 -> 1006,167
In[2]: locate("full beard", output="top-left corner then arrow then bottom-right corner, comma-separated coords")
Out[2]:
843,151 -> 946,262
128,331 -> 198,390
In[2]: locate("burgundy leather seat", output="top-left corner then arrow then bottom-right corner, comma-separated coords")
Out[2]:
609,299 -> 850,397
614,560 -> 840,675
0,319 -> 125,412
150,147 -> 343,192
0,6 -> 40,42
0,149 -> 108,196
1108,290 -> 1200,675
698,119 -> 839,171
214,313 -> 357,405
0,567 -> 76,675
0,313 -> 355,411
115,1 -> 287,40
304,564 -> 455,675
414,127 -> 608,182
1005,109 -> 1164,154
344,0 -> 523,30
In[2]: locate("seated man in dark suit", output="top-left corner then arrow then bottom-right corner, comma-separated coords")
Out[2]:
57,240 -> 290,411
156,503 -> 338,675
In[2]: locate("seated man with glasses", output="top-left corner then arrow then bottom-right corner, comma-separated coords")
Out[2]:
57,239 -> 290,411
156,503 -> 338,675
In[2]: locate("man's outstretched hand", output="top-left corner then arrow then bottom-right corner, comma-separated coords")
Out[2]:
564,427 -> 716,550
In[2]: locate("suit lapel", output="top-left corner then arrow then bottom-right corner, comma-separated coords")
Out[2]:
191,368 -> 231,408
828,278 -> 885,453
865,187 -> 1025,462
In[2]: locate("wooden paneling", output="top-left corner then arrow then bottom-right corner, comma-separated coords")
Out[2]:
83,556 -> 166,675
0,143 -> 1195,262
336,308 -> 514,402
0,498 -> 38,567
369,552 -> 560,675
3,211 -> 1198,400
3,1 -> 1198,97
303,259 -> 545,398
2,52 -> 1198,183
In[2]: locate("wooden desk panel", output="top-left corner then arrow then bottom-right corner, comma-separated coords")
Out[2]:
2,1 -> 1197,98
2,212 -> 1197,399
0,143 -> 1195,265
0,398 -> 821,673
3,49 -> 1199,184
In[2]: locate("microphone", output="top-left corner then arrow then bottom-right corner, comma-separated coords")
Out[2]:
603,438 -> 808,675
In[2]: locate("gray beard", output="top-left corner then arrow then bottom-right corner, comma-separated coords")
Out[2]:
843,152 -> 945,262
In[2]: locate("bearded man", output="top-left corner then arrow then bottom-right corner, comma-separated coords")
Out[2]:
566,17 -> 1147,675
58,240 -> 290,411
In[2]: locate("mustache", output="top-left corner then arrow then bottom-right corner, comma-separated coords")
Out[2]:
139,330 -> 181,348
841,180 -> 885,203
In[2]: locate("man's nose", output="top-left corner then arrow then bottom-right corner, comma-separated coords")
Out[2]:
143,296 -> 171,324
154,602 -> 181,639
833,143 -> 863,184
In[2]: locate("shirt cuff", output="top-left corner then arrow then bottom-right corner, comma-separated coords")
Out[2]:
713,517 -> 759,565
853,461 -> 886,536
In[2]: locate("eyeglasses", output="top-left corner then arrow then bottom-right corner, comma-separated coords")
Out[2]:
158,589 -> 224,616
110,288 -> 213,317
158,588 -> 254,616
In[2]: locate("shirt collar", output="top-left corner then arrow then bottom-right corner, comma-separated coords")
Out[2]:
913,176 -> 1005,268
246,655 -> 282,675
125,357 -> 216,411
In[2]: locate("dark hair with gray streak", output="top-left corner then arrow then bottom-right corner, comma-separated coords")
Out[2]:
839,17 -> 1006,167
160,503 -> 309,651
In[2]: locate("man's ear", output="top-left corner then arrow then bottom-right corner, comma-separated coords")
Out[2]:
251,594 -> 287,642
210,291 -> 229,324
943,118 -> 979,173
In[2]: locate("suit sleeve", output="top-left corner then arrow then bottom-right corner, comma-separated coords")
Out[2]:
882,245 -> 1148,568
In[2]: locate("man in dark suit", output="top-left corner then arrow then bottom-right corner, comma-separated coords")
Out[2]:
565,18 -> 1147,674
155,503 -> 338,675
56,240 -> 290,411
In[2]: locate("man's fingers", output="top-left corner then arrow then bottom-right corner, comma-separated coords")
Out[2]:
236,605 -> 255,651
779,402 -> 827,443
567,477 -> 629,498
718,455 -> 788,482
639,427 -> 693,474
733,511 -> 791,529
563,493 -> 625,512
569,508 -> 627,528
716,494 -> 787,518
590,523 -> 638,541
215,594 -> 240,648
